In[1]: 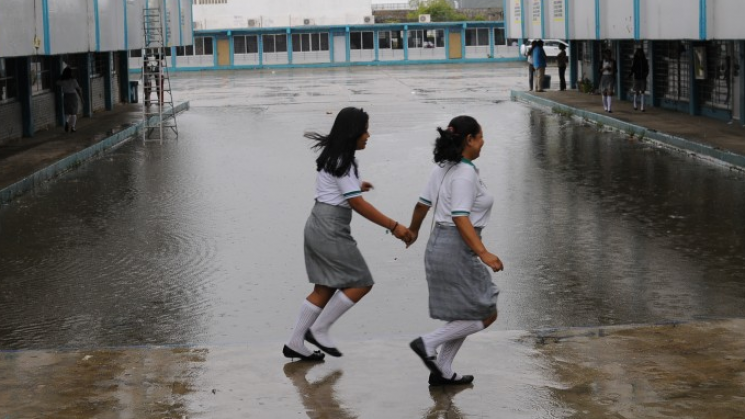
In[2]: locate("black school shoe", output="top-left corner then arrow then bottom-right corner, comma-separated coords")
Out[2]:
428,372 -> 475,386
282,345 -> 325,362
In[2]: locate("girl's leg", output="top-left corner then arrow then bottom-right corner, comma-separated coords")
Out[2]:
640,92 -> 645,111
69,115 -> 77,131
428,312 -> 498,378
607,93 -> 613,112
633,92 -> 638,110
309,286 -> 372,351
286,285 -> 335,356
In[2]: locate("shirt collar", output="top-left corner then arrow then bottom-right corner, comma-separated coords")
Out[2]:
460,157 -> 476,168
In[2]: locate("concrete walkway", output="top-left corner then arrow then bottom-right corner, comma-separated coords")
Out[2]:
0,102 -> 188,204
511,89 -> 745,171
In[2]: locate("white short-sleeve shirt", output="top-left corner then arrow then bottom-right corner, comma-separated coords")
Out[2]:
418,158 -> 493,227
315,161 -> 362,208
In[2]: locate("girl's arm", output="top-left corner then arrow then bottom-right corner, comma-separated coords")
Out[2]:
405,202 -> 431,248
348,196 -> 410,241
452,216 -> 503,272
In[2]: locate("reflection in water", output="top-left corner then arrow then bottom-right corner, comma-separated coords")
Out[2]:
423,385 -> 474,419
283,361 -> 357,419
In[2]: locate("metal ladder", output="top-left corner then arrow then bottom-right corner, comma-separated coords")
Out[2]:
142,7 -> 178,141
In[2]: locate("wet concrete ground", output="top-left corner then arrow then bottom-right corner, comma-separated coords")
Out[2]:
1,64 -> 745,417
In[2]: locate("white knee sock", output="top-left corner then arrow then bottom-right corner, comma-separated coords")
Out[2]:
287,300 -> 322,356
421,320 -> 484,355
640,95 -> 645,111
438,337 -> 466,379
633,93 -> 638,108
69,115 -> 77,129
606,96 -> 612,111
310,291 -> 355,348
602,96 -> 608,111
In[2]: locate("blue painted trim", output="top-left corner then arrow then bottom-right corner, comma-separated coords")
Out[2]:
374,30 -> 379,61
42,0 -> 51,53
540,0 -> 545,40
178,0 -> 184,45
503,0 -> 508,38
212,36 -> 218,67
403,25 -> 409,61
520,0 -> 526,39
740,41 -> 745,126
595,0 -> 600,40
123,0 -> 129,52
564,0 -> 570,40
94,0 -> 101,51
346,27 -> 351,62
699,0 -> 707,40
287,28 -> 293,64
128,57 -> 526,73
258,34 -> 264,65
489,26 -> 495,58
162,0 -> 169,46
229,35 -> 234,67
461,23 -> 466,57
633,0 -> 640,40
329,34 -> 335,62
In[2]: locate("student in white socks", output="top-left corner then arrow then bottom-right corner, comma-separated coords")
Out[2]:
283,107 -> 413,362
56,67 -> 83,132
405,116 -> 503,386
599,49 -> 617,113
630,47 -> 649,112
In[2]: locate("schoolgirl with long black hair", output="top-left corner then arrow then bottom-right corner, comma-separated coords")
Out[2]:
283,107 -> 412,361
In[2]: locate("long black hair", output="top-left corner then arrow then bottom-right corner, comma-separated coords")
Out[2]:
61,67 -> 73,80
433,115 -> 481,164
306,107 -> 368,177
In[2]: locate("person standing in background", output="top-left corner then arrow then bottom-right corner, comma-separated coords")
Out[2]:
556,44 -> 569,91
630,47 -> 649,112
56,67 -> 83,133
525,40 -> 537,91
599,49 -> 617,113
532,40 -> 547,92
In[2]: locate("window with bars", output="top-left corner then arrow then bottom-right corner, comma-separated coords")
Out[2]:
0,58 -> 17,102
465,28 -> 489,47
378,31 -> 404,50
262,34 -> 288,53
176,37 -> 213,56
30,56 -> 52,94
350,31 -> 374,50
408,30 -> 444,48
234,35 -> 259,54
90,53 -> 107,77
291,33 -> 329,52
195,0 -> 227,4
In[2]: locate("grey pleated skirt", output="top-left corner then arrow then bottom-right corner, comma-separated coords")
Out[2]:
600,74 -> 615,93
424,224 -> 498,321
63,93 -> 79,115
304,201 -> 374,288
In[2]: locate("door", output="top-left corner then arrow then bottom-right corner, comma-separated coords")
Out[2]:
448,32 -> 462,59
217,38 -> 230,67
333,35 -> 347,62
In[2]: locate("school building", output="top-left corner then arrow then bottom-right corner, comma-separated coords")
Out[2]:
506,0 -> 745,125
0,0 -> 193,145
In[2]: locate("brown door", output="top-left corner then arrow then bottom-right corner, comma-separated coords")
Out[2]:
217,38 -> 230,66
448,32 -> 462,59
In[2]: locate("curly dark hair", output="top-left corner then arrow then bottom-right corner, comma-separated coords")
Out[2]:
306,107 -> 368,177
433,115 -> 481,164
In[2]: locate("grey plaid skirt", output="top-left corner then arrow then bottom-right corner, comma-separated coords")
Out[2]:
600,74 -> 615,93
424,224 -> 498,321
63,93 -> 79,115
304,202 -> 374,288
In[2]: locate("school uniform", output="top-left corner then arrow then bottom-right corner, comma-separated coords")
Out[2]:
304,161 -> 374,288
418,158 -> 498,321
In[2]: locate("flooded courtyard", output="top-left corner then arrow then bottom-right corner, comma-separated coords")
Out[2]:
1,64 -> 744,417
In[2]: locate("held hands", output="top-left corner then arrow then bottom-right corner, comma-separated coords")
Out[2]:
391,223 -> 415,247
